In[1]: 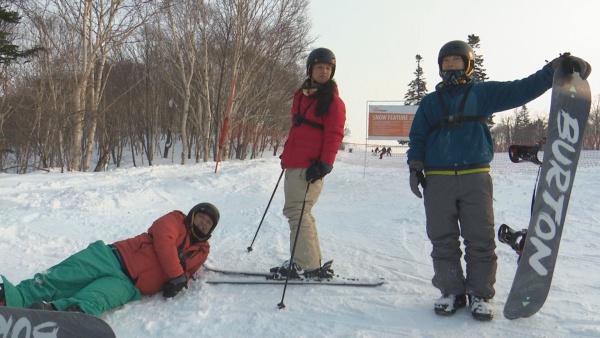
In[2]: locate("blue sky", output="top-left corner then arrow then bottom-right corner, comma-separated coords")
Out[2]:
309,0 -> 600,143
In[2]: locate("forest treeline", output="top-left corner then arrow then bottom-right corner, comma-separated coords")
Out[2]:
1,0 -> 313,173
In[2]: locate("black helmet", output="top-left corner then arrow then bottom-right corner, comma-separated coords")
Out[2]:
437,40 -> 475,77
306,47 -> 336,80
186,202 -> 220,241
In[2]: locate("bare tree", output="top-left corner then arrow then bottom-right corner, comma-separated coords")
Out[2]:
210,0 -> 311,160
153,0 -> 205,165
21,0 -> 153,171
586,94 -> 600,150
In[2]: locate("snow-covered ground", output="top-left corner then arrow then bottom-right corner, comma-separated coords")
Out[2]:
1,150 -> 599,337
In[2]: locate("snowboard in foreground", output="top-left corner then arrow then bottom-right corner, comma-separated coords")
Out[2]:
0,306 -> 115,338
503,66 -> 591,320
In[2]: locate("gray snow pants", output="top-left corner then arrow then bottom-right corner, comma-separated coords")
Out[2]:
423,172 -> 497,299
283,168 -> 324,271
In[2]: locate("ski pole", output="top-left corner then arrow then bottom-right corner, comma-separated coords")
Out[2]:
247,169 -> 285,252
277,182 -> 310,310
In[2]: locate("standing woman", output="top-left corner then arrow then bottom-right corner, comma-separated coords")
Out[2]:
275,48 -> 346,278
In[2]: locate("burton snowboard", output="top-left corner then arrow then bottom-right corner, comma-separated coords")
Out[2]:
503,65 -> 591,319
0,306 -> 115,338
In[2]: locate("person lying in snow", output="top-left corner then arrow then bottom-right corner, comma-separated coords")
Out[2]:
0,202 -> 219,316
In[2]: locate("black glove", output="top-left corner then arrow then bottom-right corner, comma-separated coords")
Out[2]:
549,52 -> 592,80
162,274 -> 188,298
409,160 -> 426,198
305,160 -> 333,183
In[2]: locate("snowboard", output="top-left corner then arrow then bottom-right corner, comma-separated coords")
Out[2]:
0,306 -> 115,338
503,66 -> 591,319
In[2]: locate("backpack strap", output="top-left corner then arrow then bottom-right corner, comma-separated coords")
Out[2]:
294,115 -> 325,130
177,234 -> 189,271
431,84 -> 486,130
294,96 -> 324,130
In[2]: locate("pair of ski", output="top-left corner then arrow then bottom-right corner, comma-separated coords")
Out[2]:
202,261 -> 384,287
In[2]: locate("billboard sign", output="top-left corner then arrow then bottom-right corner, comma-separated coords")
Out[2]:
367,104 -> 418,141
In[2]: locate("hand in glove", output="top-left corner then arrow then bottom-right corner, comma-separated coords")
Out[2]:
549,52 -> 592,80
409,160 -> 426,198
305,160 -> 333,183
162,274 -> 188,298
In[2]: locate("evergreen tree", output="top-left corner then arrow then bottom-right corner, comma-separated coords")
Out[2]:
512,105 -> 532,143
531,117 -> 548,143
467,34 -> 488,82
403,54 -> 428,105
467,34 -> 494,129
0,4 -> 41,65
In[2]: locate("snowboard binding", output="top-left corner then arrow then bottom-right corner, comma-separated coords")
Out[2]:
508,137 -> 546,165
498,224 -> 528,262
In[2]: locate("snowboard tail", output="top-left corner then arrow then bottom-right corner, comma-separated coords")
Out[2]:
503,67 -> 591,319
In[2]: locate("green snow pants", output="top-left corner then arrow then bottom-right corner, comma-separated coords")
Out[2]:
1,240 -> 142,316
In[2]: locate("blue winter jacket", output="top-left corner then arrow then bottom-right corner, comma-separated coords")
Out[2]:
407,64 -> 554,171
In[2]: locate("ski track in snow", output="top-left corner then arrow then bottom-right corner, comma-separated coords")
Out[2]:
1,153 -> 600,337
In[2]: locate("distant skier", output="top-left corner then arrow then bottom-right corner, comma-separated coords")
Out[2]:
379,148 -> 386,159
406,40 -> 590,321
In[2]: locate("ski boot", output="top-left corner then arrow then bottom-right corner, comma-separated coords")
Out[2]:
269,260 -> 303,279
29,301 -> 57,311
303,260 -> 335,279
0,283 -> 5,306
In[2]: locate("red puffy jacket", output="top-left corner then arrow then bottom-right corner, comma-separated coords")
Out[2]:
112,211 -> 210,295
280,85 -> 346,168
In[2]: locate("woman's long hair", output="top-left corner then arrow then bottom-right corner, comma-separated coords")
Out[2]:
315,80 -> 337,118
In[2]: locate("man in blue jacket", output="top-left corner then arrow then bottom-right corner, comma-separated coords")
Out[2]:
406,40 -> 590,321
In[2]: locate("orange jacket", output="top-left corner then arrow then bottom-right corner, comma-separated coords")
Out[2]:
112,211 -> 210,295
